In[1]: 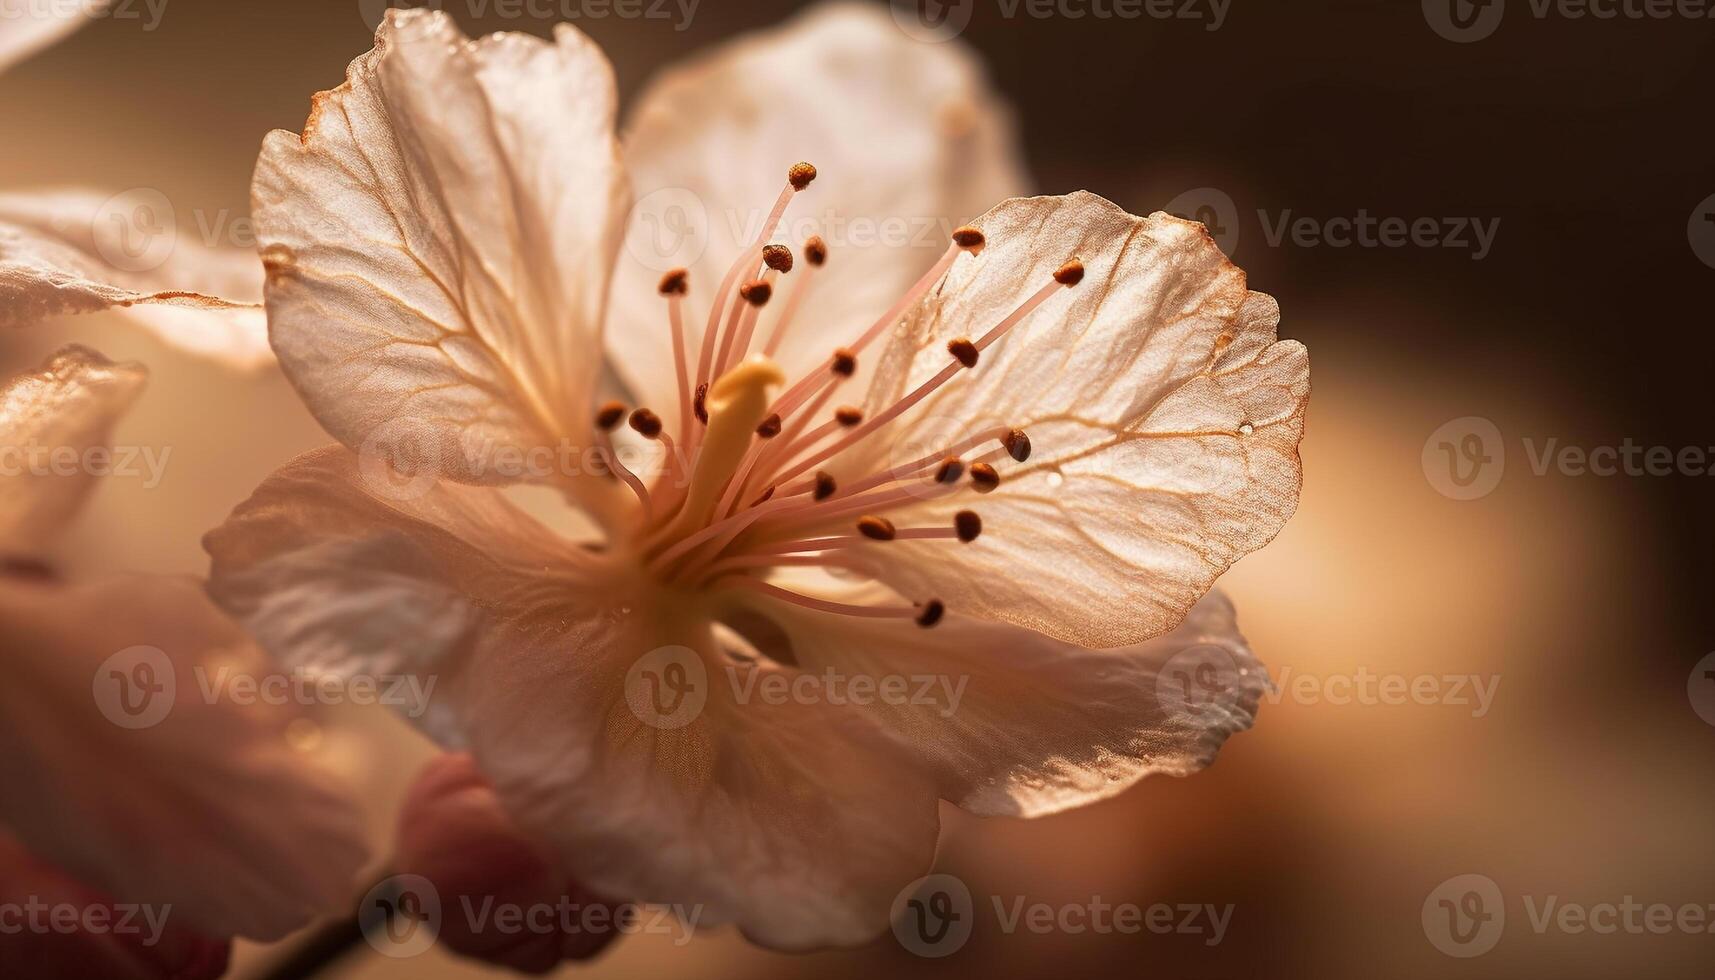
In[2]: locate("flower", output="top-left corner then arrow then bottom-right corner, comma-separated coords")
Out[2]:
203,3 -> 1308,950
0,346 -> 370,944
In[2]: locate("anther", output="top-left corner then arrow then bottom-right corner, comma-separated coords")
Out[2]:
693,383 -> 709,424
915,600 -> 946,628
1002,428 -> 1032,462
830,348 -> 857,376
951,225 -> 986,252
658,268 -> 689,295
857,516 -> 897,541
762,244 -> 794,273
834,406 -> 864,427
804,235 -> 828,266
755,413 -> 783,438
954,510 -> 982,543
595,401 -> 626,430
739,280 -> 773,306
814,471 -> 837,500
629,408 -> 662,439
1054,259 -> 1085,286
948,338 -> 979,369
969,462 -> 1000,493
788,162 -> 818,191
935,457 -> 966,484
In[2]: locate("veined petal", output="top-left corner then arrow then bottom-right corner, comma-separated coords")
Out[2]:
0,344 -> 146,553
608,0 -> 1027,415
843,192 -> 1308,647
457,592 -> 941,951
0,575 -> 370,940
203,446 -> 602,746
743,586 -> 1268,818
253,10 -> 630,496
0,190 -> 270,367
0,0 -> 106,74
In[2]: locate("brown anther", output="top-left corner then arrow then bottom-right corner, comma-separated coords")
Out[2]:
1002,428 -> 1032,462
969,462 -> 1000,493
830,348 -> 857,376
628,408 -> 662,439
948,337 -> 979,368
857,516 -> 897,541
755,413 -> 783,438
693,383 -> 709,424
762,244 -> 794,273
935,457 -> 966,484
657,268 -> 689,295
751,485 -> 776,506
834,406 -> 864,427
954,510 -> 983,543
1054,259 -> 1085,286
951,225 -> 986,251
788,162 -> 818,190
813,471 -> 837,500
915,600 -> 946,628
595,400 -> 626,430
739,280 -> 773,306
804,235 -> 828,266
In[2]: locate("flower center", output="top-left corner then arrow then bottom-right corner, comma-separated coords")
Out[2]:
592,163 -> 1083,628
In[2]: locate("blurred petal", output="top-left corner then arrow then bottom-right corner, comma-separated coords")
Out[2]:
253,10 -> 629,495
0,344 -> 146,553
0,190 -> 270,367
0,575 -> 370,940
609,0 -> 1027,414
458,598 -> 940,951
749,587 -> 1268,817
841,192 -> 1308,647
0,831 -> 229,980
0,0 -> 107,74
203,446 -> 600,746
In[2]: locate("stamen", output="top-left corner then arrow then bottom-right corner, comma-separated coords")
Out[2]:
954,510 -> 982,542
755,413 -> 783,438
762,236 -> 826,358
660,268 -> 692,439
804,235 -> 828,266
951,225 -> 985,253
592,402 -> 651,521
831,348 -> 857,376
693,383 -> 709,424
1002,428 -> 1032,462
761,244 -> 794,273
857,516 -> 897,541
948,337 -> 979,368
834,406 -> 863,427
788,162 -> 818,190
595,400 -> 627,431
814,471 -> 837,500
915,600 -> 946,628
1054,259 -> 1086,285
629,408 -> 662,439
739,279 -> 774,306
936,457 -> 966,484
969,462 -> 1000,493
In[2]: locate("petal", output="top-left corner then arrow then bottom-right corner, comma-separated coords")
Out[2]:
0,575 -> 370,940
253,10 -> 630,496
0,344 -> 146,553
742,586 -> 1268,818
0,190 -> 270,367
607,0 -> 1027,415
456,596 -> 941,950
0,0 -> 103,74
203,446 -> 596,747
840,192 -> 1308,647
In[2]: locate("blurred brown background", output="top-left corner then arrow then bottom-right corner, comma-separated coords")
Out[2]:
3,0 -> 1713,977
